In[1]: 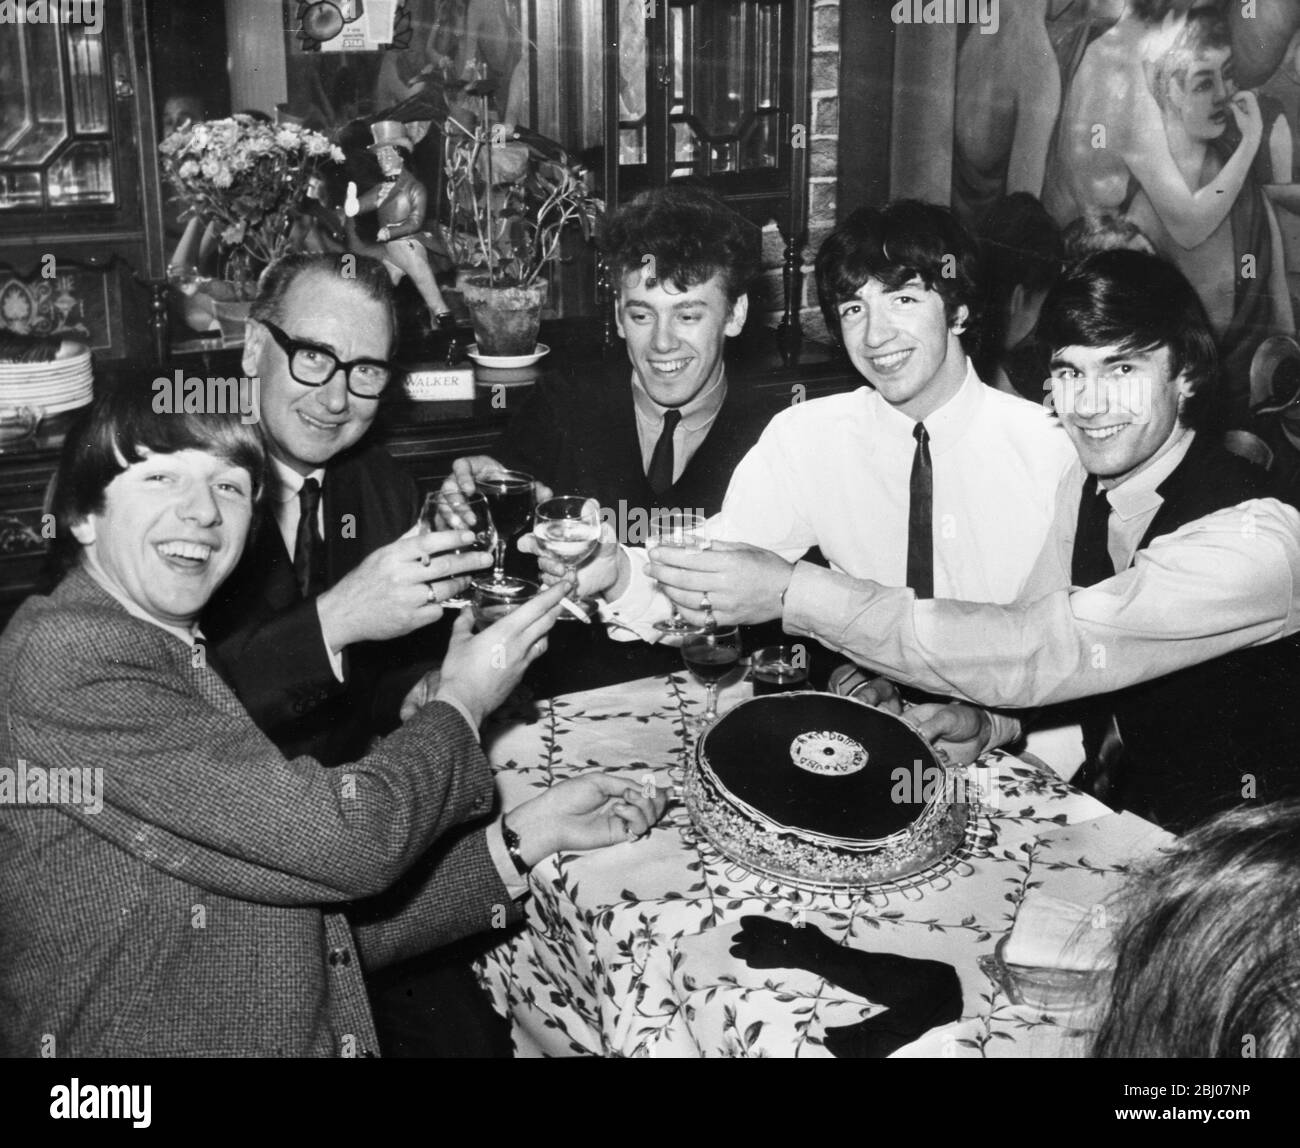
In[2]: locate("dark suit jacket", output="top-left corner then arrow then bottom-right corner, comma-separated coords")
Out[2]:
496,366 -> 776,519
203,440 -> 430,766
0,570 -> 516,1057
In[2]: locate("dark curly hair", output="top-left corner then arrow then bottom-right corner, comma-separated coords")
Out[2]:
600,184 -> 761,304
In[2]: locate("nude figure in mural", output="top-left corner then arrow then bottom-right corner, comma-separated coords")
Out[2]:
1043,0 -> 1262,253
951,0 -> 1062,228
1127,8 -> 1293,422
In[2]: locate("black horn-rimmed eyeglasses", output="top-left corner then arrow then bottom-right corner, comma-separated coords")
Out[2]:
259,320 -> 393,398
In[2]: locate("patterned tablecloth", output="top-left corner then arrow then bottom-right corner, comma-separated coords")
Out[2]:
478,673 -> 1171,1058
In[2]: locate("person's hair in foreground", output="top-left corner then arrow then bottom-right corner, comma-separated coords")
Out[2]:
1091,799 -> 1300,1058
815,199 -> 980,350
1036,248 -> 1222,430
599,183 -> 761,304
45,382 -> 267,582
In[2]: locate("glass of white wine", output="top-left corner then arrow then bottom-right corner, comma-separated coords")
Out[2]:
532,495 -> 602,621
647,510 -> 707,636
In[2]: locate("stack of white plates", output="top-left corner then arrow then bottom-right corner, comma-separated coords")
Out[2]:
0,346 -> 93,415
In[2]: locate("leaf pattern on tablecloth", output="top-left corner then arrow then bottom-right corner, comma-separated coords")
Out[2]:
475,674 -> 1127,1057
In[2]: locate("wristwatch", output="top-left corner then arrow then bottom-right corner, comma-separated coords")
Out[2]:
501,815 -> 532,878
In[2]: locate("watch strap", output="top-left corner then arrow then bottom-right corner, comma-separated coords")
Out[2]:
501,816 -> 532,878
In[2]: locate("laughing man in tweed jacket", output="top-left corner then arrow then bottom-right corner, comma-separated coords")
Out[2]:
0,388 -> 664,1057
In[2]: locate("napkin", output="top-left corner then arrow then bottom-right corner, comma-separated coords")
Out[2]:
1003,892 -> 1111,972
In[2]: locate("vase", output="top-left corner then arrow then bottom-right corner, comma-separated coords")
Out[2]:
179,275 -> 257,339
460,277 -> 548,357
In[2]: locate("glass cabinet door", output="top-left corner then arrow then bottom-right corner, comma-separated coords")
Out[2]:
618,0 -> 791,188
0,21 -> 116,212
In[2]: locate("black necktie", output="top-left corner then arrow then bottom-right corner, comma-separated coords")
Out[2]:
906,423 -> 933,599
1070,474 -> 1124,804
1071,474 -> 1115,588
294,477 -> 325,599
647,408 -> 683,499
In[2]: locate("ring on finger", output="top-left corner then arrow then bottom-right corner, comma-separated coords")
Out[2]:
699,591 -> 711,612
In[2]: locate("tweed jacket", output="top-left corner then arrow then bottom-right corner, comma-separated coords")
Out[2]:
0,569 -> 516,1058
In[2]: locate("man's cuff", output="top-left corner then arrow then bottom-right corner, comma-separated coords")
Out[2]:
597,545 -> 666,643
485,816 -> 530,900
432,692 -> 480,736
781,561 -> 876,651
314,599 -> 347,683
985,710 -> 1024,753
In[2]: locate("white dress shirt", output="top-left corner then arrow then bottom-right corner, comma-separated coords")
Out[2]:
606,361 -> 1077,628
270,457 -> 326,566
630,369 -> 728,485
782,429 -> 1300,708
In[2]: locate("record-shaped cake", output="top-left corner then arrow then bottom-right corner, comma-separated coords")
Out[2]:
686,692 -> 969,889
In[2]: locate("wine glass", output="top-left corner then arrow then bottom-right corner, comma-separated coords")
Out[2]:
418,487 -> 495,607
532,495 -> 601,620
682,625 -> 741,731
419,487 -> 496,555
478,469 -> 536,582
470,576 -> 538,632
646,510 -> 707,635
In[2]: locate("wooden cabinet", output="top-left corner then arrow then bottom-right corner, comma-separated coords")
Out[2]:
608,0 -> 811,334
0,0 -> 167,361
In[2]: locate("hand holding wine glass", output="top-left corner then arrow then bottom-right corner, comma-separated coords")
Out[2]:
478,468 -> 536,583
647,511 -> 708,635
420,488 -> 496,555
533,496 -> 601,619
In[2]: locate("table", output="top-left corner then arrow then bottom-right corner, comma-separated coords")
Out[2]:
478,673 -> 1170,1058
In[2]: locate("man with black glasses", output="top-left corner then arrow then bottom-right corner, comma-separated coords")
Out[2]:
204,252 -> 486,767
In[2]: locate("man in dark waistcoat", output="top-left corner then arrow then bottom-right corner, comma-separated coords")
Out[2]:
741,250 -> 1300,833
447,184 -> 770,521
443,185 -> 777,692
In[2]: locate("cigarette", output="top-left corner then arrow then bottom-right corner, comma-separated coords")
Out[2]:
560,596 -> 591,623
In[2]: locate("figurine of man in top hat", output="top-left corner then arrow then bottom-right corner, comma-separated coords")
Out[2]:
344,119 -> 454,328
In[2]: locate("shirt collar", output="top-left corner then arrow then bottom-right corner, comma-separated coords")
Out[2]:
80,558 -> 201,648
630,368 -> 728,432
868,358 -> 983,450
1102,428 -> 1196,522
270,456 -> 327,505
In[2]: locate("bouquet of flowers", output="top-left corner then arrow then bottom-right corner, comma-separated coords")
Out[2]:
159,115 -> 344,283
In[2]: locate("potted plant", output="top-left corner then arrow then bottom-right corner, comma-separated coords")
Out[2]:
439,104 -> 604,357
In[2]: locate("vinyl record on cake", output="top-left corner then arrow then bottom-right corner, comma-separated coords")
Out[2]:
686,692 -> 970,890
